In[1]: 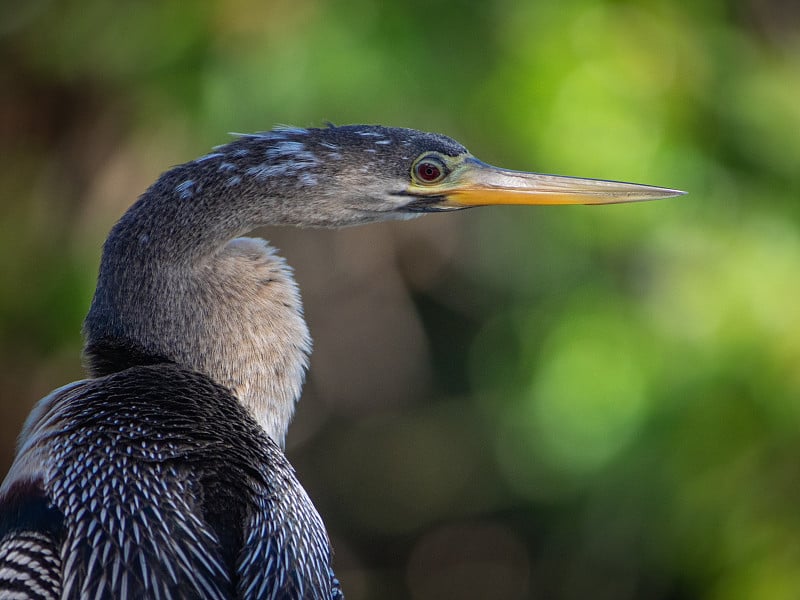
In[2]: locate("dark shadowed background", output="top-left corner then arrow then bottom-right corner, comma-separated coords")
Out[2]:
1,0 -> 799,598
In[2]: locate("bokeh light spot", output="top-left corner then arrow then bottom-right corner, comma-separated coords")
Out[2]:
526,310 -> 649,476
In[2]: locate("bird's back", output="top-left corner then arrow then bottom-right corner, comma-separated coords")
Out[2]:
0,363 -> 341,599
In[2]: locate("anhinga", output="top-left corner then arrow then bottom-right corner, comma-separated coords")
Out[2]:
0,125 -> 682,599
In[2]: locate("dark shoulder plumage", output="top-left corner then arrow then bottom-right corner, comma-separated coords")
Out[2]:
0,364 -> 339,599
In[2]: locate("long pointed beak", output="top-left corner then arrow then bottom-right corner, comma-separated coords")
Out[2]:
441,158 -> 685,207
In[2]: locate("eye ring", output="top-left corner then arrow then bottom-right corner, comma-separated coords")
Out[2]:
412,155 -> 448,184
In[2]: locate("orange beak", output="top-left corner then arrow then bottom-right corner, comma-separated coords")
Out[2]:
438,157 -> 685,207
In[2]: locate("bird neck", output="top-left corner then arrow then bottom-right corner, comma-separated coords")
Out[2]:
83,140 -> 315,446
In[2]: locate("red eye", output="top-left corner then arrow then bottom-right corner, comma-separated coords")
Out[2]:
415,160 -> 444,183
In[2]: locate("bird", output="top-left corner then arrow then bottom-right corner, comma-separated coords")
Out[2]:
0,124 -> 683,599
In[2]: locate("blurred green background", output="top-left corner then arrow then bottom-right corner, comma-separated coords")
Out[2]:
1,0 -> 799,598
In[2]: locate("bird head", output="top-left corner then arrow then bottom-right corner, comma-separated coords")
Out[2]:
233,125 -> 684,227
